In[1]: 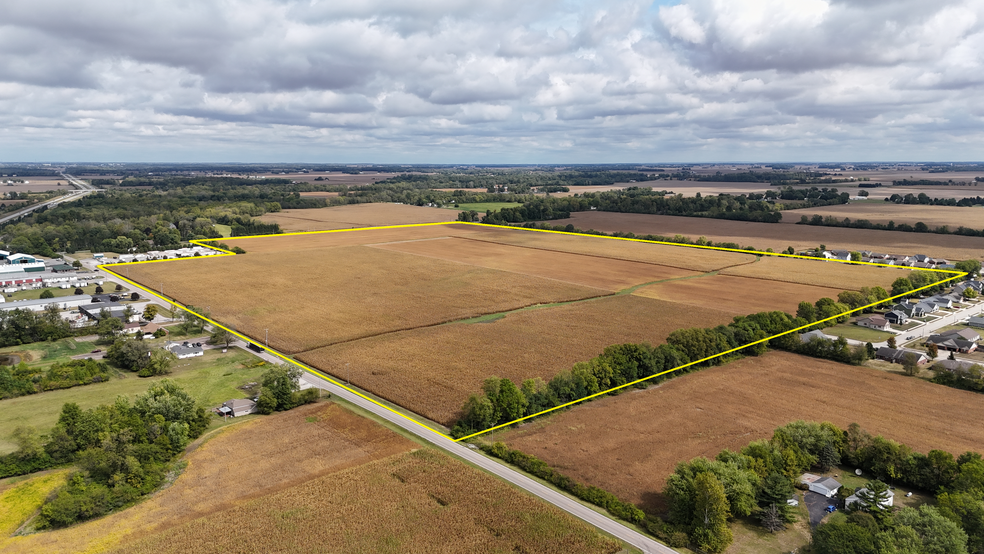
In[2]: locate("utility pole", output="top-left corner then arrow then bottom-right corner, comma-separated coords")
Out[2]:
265,329 -> 268,347
346,363 -> 350,385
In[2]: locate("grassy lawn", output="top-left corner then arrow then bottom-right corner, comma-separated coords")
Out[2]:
0,348 -> 270,454
725,494 -> 811,554
446,202 -> 523,212
0,337 -> 100,370
819,465 -> 933,510
824,324 -> 895,342
891,321 -> 922,332
213,223 -> 232,237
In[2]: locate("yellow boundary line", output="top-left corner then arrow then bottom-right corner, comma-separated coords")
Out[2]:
98,221 -> 966,443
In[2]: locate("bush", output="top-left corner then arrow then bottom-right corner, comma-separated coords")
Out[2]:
40,289 -> 54,299
293,388 -> 319,406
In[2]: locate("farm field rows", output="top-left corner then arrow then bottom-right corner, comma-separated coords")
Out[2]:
782,203 -> 984,230
551,211 -> 984,261
123,223 -> 930,433
124,244 -> 606,354
298,294 -> 738,424
0,402 -> 618,554
500,351 -> 984,514
632,274 -> 847,316
258,202 -> 458,231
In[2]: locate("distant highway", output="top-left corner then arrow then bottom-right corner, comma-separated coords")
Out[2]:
0,173 -> 96,225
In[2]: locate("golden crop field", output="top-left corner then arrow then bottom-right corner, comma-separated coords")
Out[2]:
113,448 -> 621,554
719,255 -> 914,290
782,203 -> 984,230
124,245 -> 606,353
0,471 -> 69,539
0,403 -> 415,554
372,236 -> 702,291
502,351 -> 984,514
551,211 -> 984,262
259,202 -> 458,231
632,274 -> 846,316
298,294 -> 737,424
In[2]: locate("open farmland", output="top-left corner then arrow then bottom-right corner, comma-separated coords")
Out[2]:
124,244 -> 607,354
782,203 -> 984,230
0,178 -> 72,193
551,211 -> 984,261
0,402 -> 416,554
632,274 -> 846,316
258,202 -> 458,231
372,236 -> 703,291
110,448 -> 621,554
500,351 -> 984,514
718,255 -> 911,290
298,294 -> 737,424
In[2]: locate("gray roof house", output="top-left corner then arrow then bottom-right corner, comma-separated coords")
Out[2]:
884,310 -> 908,324
857,315 -> 890,331
799,329 -> 831,343
969,316 -> 984,329
167,342 -> 204,359
809,477 -> 842,498
219,398 -> 257,417
876,347 -> 929,364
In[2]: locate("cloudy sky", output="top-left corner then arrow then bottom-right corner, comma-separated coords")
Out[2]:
1,0 -> 982,163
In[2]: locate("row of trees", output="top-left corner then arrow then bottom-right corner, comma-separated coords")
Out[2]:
798,213 -> 984,237
0,305 -> 74,346
885,192 -> 984,206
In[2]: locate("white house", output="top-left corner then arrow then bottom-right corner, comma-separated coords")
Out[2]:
167,342 -> 204,359
809,477 -> 842,498
846,488 -> 894,510
857,316 -> 891,331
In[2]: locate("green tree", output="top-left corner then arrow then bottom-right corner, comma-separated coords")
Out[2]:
106,337 -> 151,371
785,246 -> 795,255
256,388 -> 277,414
887,336 -> 897,349
797,301 -> 817,322
818,442 -> 841,472
757,472 -> 795,522
209,328 -> 234,348
690,472 -> 732,553
40,289 -> 54,299
460,394 -> 496,431
902,353 -> 920,376
850,251 -> 862,262
138,349 -> 175,377
891,278 -> 914,297
142,304 -> 158,321
927,343 -> 939,359
839,291 -> 867,310
11,426 -> 45,459
879,505 -> 969,554
96,317 -> 125,343
812,521 -> 877,554
937,492 -> 984,554
955,260 -> 982,278
494,378 -> 528,424
71,260 -> 82,268
260,364 -> 301,412
854,480 -> 892,522
964,288 -> 979,300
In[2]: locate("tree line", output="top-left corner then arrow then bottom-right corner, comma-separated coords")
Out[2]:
451,289 -> 891,438
0,359 -> 113,399
797,212 -> 984,237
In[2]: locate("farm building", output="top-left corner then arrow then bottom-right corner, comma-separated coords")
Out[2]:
78,301 -> 133,322
167,342 -> 204,359
0,295 -> 94,313
219,398 -> 257,417
884,310 -> 908,325
857,316 -> 890,331
846,488 -> 894,510
876,347 -> 929,365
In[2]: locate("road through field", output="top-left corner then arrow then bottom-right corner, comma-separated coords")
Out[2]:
275,355 -> 676,553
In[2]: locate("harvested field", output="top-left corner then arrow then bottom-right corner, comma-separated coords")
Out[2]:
222,223 -> 481,254
298,294 -> 737,424
110,448 -> 620,554
783,203 -> 984,230
501,351 -> 984,514
125,245 -> 607,353
373,236 -> 702,291
551,211 -> 984,262
297,190 -> 339,198
258,203 -> 458,231
256,171 -> 400,184
464,226 -> 759,272
633,274 -> 845,316
0,403 -> 415,554
719,255 -> 911,290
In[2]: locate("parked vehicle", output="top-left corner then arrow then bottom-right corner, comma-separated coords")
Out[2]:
824,505 -> 837,513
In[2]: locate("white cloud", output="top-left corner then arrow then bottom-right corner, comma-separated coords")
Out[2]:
0,0 -> 981,161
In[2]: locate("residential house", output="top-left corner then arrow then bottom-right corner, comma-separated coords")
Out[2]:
857,316 -> 891,331
219,398 -> 257,417
884,310 -> 908,325
810,477 -> 842,498
876,347 -> 929,364
969,316 -> 984,329
924,333 -> 978,353
167,342 -> 204,359
932,359 -> 981,374
798,329 -> 831,343
823,250 -> 852,261
846,488 -> 894,510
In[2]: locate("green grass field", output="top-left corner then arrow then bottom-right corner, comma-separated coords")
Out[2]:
824,323 -> 895,342
726,496 -> 811,554
0,338 -> 100,370
0,348 -> 269,454
213,224 -> 232,237
446,202 -> 523,212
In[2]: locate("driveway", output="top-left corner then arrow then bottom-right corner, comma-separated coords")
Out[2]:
804,490 -> 839,528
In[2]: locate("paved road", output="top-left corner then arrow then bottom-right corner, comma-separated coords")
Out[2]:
0,173 -> 96,225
